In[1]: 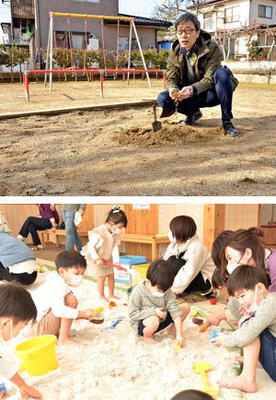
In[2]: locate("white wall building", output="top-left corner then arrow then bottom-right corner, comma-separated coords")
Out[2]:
0,1 -> 11,44
191,0 -> 276,59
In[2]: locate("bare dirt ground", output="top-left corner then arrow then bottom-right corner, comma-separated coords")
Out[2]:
0,79 -> 275,196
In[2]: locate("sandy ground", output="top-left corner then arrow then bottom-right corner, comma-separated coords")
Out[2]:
1,268 -> 275,400
0,79 -> 275,196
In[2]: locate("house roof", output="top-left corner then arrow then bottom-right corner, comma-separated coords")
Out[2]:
189,0 -> 229,9
104,14 -> 172,28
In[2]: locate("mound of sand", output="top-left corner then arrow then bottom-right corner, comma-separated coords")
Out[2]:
113,121 -> 223,148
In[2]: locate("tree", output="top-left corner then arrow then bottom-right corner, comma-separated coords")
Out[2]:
153,0 -> 209,21
153,1 -> 209,40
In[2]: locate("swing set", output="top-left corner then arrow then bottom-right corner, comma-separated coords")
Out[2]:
23,12 -> 166,102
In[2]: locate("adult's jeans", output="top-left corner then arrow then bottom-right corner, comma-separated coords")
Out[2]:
19,217 -> 52,246
62,210 -> 82,252
157,66 -> 234,121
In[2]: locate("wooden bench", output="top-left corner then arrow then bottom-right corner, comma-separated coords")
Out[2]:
40,229 -> 88,248
120,233 -> 170,260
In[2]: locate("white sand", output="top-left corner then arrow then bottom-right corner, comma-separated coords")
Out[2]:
1,270 -> 274,400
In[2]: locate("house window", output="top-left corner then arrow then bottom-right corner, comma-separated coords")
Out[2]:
119,38 -> 138,51
225,6 -> 240,23
203,12 -> 215,31
258,4 -> 273,19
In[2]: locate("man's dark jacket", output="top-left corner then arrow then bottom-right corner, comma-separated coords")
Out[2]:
166,30 -> 238,95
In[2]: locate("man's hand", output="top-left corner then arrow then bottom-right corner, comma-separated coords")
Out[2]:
169,88 -> 180,100
95,258 -> 104,266
155,308 -> 167,320
177,86 -> 193,101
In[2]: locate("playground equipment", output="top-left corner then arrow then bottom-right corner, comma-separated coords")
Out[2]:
23,12 -> 167,102
23,68 -> 165,102
45,12 -> 151,91
14,335 -> 58,376
193,362 -> 218,398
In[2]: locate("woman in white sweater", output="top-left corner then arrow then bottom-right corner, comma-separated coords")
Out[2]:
164,215 -> 215,295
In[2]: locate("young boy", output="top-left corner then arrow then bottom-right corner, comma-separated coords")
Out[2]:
0,283 -> 42,399
31,250 -> 97,345
212,265 -> 276,392
128,259 -> 190,345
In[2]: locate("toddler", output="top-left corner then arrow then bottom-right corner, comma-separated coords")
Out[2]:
129,259 -> 190,345
82,206 -> 127,301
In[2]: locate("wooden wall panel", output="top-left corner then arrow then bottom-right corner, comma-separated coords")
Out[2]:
203,204 -> 225,252
225,204 -> 259,231
0,204 -> 42,240
124,205 -> 159,260
159,204 -> 204,240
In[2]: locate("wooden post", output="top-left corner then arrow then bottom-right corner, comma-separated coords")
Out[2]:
203,204 -> 225,252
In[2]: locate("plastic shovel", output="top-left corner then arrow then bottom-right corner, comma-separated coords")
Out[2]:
192,361 -> 218,398
152,105 -> 162,132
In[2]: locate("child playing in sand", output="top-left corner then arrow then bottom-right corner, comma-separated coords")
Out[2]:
128,259 -> 190,345
212,265 -> 276,392
170,389 -> 214,400
31,250 -> 97,345
82,205 -> 127,302
164,215 -> 215,296
0,283 -> 42,399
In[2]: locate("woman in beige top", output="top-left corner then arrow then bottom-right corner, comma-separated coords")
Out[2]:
82,206 -> 128,301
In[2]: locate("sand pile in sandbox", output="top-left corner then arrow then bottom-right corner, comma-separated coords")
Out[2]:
1,272 -> 237,400
113,121 -> 223,148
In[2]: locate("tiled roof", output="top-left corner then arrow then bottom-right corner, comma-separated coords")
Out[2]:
104,14 -> 172,28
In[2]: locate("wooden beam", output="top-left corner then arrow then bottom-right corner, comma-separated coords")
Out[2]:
203,204 -> 225,252
0,99 -> 158,120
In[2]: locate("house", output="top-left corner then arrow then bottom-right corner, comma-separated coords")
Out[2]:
0,1 -> 11,44
189,0 -> 276,59
1,1 -> 171,56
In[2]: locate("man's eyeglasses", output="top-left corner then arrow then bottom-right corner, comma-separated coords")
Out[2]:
176,28 -> 196,36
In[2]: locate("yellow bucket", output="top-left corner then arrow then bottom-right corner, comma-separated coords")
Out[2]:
14,335 -> 58,376
132,264 -> 150,281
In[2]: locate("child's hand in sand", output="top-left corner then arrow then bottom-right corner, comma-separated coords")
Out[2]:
176,334 -> 185,348
212,333 -> 224,347
78,309 -> 94,320
96,258 -> 104,266
18,384 -> 42,399
169,88 -> 179,100
207,312 -> 226,326
155,308 -> 167,319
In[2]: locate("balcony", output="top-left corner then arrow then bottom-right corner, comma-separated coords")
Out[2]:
11,0 -> 35,18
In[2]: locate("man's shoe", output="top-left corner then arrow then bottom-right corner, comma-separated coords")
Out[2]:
223,120 -> 239,137
160,109 -> 175,118
183,110 -> 203,126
